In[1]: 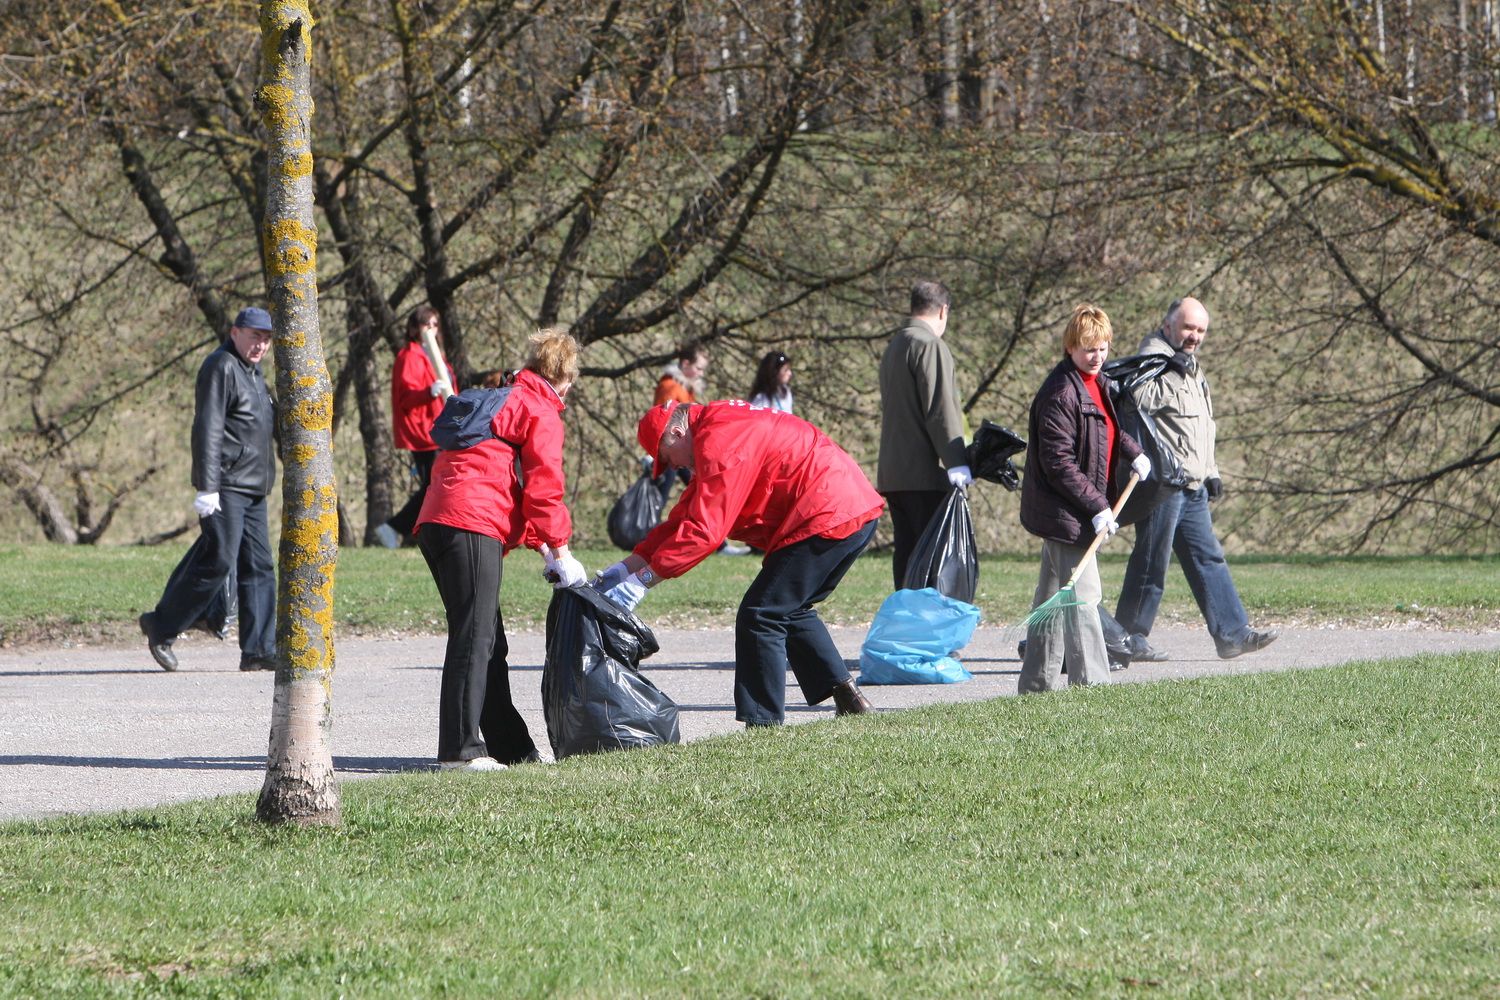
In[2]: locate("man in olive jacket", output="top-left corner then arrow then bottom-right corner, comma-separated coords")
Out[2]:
877,280 -> 972,588
139,307 -> 278,672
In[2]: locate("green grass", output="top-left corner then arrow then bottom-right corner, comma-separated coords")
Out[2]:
2,544 -> 1497,646
2,654 -> 1495,996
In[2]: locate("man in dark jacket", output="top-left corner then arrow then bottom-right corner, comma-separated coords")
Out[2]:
139,307 -> 278,672
877,280 -> 972,588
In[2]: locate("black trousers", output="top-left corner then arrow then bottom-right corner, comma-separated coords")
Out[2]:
387,449 -> 437,537
153,490 -> 275,658
417,522 -> 538,764
734,520 -> 876,725
882,489 -> 947,590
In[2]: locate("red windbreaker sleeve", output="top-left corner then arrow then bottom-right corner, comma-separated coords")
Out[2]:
497,387 -> 571,550
634,457 -> 759,579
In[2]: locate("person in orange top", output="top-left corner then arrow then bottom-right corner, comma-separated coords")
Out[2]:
376,306 -> 456,548
653,338 -> 709,405
594,400 -> 883,727
415,328 -> 586,771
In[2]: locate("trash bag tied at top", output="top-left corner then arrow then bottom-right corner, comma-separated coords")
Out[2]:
542,585 -> 680,759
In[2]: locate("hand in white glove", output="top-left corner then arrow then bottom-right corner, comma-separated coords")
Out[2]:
193,491 -> 221,518
428,380 -> 447,397
550,554 -> 586,588
1131,453 -> 1152,481
946,464 -> 974,490
1091,508 -> 1119,539
592,561 -> 632,592
602,574 -> 648,612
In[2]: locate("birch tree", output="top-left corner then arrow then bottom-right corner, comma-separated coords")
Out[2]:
254,0 -> 340,826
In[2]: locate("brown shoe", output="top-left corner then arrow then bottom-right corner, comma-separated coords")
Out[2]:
831,679 -> 872,717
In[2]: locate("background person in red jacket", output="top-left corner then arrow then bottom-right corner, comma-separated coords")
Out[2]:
414,328 -> 587,771
593,400 -> 883,727
375,306 -> 456,549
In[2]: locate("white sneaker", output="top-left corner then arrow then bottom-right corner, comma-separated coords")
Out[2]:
373,522 -> 400,549
718,541 -> 751,556
438,756 -> 507,772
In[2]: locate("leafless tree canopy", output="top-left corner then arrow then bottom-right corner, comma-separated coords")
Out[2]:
1,0 -> 1495,553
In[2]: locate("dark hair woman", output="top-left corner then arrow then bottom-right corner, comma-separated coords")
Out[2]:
746,350 -> 793,414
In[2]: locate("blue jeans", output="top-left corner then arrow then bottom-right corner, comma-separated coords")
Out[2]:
1114,486 -> 1250,645
734,520 -> 876,725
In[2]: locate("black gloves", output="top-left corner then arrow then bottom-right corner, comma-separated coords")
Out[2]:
1164,351 -> 1194,376
1205,477 -> 1223,502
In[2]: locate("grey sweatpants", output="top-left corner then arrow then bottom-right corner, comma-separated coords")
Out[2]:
1019,538 -> 1111,693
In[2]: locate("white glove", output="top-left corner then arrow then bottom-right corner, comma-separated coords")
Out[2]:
193,491 -> 221,518
946,464 -> 974,490
1131,454 -> 1152,481
592,561 -> 632,592
1091,508 -> 1119,538
428,380 -> 447,397
602,574 -> 648,612
550,553 -> 586,588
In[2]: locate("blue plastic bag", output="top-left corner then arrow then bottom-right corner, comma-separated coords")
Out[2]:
858,588 -> 981,685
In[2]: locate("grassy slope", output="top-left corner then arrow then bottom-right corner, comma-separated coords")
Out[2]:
1,655 -> 1495,997
2,544 -> 1498,646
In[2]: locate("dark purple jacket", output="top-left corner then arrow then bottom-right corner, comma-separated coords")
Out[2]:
1020,358 -> 1143,546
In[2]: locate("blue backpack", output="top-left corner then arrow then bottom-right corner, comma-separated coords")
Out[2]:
430,386 -> 516,451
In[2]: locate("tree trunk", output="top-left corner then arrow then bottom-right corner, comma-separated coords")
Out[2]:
1485,0 -> 1498,122
255,0 -> 340,827
1457,0 -> 1471,121
0,452 -> 79,544
939,4 -> 960,129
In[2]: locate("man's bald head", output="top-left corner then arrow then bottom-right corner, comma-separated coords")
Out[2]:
1166,296 -> 1209,354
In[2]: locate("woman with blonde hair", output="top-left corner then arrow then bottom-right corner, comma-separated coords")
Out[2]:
1017,304 -> 1149,691
414,328 -> 586,770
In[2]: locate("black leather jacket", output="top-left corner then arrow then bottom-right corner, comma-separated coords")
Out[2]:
191,341 -> 276,496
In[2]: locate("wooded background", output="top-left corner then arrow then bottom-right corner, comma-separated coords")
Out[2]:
2,0 -> 1496,555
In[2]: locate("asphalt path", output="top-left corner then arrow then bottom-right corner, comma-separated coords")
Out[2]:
3,622 -> 1498,822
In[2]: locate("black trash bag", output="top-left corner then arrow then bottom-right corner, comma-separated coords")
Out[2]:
541,585 -> 681,760
1104,355 -> 1190,526
606,462 -> 665,551
901,487 -> 979,604
966,420 -> 1027,491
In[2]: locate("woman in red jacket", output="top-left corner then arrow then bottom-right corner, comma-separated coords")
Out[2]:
415,328 -> 586,771
376,306 -> 455,549
593,400 -> 883,727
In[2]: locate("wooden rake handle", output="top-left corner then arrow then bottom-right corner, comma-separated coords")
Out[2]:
1058,471 -> 1140,592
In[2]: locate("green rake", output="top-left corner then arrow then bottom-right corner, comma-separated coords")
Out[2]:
1021,472 -> 1140,631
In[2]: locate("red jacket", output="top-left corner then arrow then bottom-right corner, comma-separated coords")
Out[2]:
415,369 -> 572,550
635,401 -> 884,579
391,342 -> 455,451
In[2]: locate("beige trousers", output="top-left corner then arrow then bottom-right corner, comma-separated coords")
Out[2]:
1018,538 -> 1111,693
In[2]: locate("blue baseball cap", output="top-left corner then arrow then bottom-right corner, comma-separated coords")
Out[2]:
234,307 -> 274,331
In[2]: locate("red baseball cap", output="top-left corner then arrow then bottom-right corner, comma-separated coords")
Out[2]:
637,401 -> 679,479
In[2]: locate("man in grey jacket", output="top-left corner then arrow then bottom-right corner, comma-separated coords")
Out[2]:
139,307 -> 278,672
1113,297 -> 1277,660
877,280 -> 972,588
